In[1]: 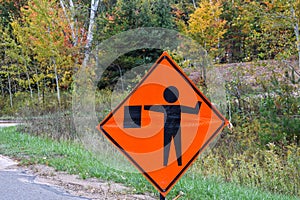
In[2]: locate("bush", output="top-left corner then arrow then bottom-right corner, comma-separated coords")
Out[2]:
200,61 -> 300,196
20,111 -> 76,140
7,91 -> 77,140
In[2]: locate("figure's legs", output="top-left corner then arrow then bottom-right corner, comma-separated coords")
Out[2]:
164,131 -> 172,166
173,129 -> 182,166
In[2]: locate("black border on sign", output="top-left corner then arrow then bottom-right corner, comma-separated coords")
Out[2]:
99,54 -> 226,194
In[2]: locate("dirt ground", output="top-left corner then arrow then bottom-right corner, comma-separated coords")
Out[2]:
2,155 -> 156,200
27,165 -> 156,200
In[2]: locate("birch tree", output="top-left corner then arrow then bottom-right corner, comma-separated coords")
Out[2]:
82,0 -> 101,68
58,0 -> 101,68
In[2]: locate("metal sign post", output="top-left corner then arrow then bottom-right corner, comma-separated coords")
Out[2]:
160,193 -> 165,200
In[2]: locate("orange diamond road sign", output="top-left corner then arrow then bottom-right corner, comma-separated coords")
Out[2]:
97,52 -> 229,197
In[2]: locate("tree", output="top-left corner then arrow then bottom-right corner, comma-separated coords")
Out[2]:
0,28 -> 19,107
237,0 -> 300,66
12,0 -> 77,105
187,0 -> 226,59
0,0 -> 27,25
81,0 -> 101,68
220,0 -> 251,62
263,0 -> 300,69
152,0 -> 175,29
94,0 -> 176,89
39,0 -> 102,70
290,2 -> 300,69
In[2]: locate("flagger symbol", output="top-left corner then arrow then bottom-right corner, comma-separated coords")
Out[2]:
124,86 -> 201,166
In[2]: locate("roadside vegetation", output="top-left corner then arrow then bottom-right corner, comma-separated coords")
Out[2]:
0,127 -> 298,200
0,60 -> 299,199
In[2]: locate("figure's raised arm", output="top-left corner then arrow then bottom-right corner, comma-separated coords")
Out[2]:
144,105 -> 164,113
181,101 -> 202,114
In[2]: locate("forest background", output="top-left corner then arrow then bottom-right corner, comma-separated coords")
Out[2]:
0,0 -> 299,198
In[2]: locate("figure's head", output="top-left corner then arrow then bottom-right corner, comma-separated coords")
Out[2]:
163,86 -> 179,103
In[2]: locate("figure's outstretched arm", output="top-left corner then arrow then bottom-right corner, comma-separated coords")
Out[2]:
181,101 -> 202,114
144,105 -> 164,113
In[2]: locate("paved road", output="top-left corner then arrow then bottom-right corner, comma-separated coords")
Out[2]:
0,123 -> 90,200
0,121 -> 20,127
0,170 -> 89,200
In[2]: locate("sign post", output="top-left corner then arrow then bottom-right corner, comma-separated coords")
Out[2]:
97,52 -> 229,199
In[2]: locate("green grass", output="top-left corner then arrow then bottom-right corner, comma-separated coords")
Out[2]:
0,127 -> 298,200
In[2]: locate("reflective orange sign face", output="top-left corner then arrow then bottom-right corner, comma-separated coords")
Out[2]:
97,52 -> 228,197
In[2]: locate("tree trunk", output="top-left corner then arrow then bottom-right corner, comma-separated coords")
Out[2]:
0,77 -> 4,97
35,67 -> 40,102
42,77 -> 46,105
7,73 -> 13,108
115,64 -> 124,92
291,6 -> 300,70
59,0 -> 77,45
295,29 -> 300,70
82,0 -> 101,68
192,0 -> 197,9
26,69 -> 33,99
23,56 -> 33,98
52,58 -> 61,106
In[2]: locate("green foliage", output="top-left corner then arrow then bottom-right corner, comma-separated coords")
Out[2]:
96,49 -> 162,90
96,0 -> 174,38
0,0 -> 26,26
197,119 -> 300,197
225,61 -> 299,143
151,0 -> 175,29
220,0 -> 299,62
206,60 -> 300,196
94,0 -> 175,90
186,0 -> 227,58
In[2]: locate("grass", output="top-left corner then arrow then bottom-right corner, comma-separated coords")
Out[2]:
0,126 -> 299,200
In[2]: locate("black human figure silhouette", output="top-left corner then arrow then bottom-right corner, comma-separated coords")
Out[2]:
144,86 -> 201,166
